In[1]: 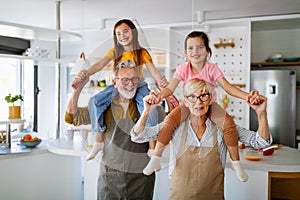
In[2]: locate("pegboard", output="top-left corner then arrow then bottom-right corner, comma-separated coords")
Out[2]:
169,23 -> 250,128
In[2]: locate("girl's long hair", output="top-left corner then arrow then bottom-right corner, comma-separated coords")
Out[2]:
112,19 -> 150,69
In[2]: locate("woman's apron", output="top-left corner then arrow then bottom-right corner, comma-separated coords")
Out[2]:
98,104 -> 155,200
168,119 -> 224,200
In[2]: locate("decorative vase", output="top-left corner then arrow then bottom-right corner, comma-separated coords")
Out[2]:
8,106 -> 21,119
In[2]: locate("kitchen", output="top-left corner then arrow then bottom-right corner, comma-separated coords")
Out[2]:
0,0 -> 300,200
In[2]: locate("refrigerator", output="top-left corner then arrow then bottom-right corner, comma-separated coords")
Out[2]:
250,70 -> 296,148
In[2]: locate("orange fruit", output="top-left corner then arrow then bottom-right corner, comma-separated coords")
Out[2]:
23,134 -> 32,140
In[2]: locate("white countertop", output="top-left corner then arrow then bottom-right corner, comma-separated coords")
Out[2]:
47,136 -> 300,173
47,136 -> 90,157
226,146 -> 300,172
0,139 -> 48,160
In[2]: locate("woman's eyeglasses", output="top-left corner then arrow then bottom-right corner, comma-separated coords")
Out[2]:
116,77 -> 140,85
186,93 -> 211,103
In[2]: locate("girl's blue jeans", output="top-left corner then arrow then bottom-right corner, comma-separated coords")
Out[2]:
88,80 -> 160,132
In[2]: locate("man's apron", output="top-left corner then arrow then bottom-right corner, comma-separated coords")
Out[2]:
169,119 -> 224,200
98,104 -> 155,200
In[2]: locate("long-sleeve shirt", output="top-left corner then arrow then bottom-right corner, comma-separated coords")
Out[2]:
131,118 -> 273,178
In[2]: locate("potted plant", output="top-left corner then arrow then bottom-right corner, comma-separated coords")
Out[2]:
5,94 -> 24,119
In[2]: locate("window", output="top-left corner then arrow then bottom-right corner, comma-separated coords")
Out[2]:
0,58 -> 34,130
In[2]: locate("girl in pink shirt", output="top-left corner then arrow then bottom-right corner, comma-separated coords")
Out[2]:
142,31 -> 262,182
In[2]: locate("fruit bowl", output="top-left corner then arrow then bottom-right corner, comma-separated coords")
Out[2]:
20,139 -> 42,148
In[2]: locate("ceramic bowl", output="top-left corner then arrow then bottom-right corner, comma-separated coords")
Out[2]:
20,139 -> 42,148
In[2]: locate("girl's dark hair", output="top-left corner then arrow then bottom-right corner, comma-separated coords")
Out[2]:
184,31 -> 212,58
112,19 -> 149,69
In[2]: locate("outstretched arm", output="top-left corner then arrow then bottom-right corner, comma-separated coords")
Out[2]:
67,74 -> 89,114
237,95 -> 272,148
247,95 -> 270,141
72,56 -> 111,89
144,60 -> 168,88
146,78 -> 180,105
131,95 -> 163,143
65,75 -> 90,125
218,77 -> 248,100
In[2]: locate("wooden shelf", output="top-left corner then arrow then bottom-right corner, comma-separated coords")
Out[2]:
251,61 -> 300,67
214,42 -> 235,48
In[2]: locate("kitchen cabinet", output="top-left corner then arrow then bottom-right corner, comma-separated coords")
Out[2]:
269,172 -> 300,200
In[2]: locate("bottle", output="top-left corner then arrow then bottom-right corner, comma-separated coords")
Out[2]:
26,116 -> 33,133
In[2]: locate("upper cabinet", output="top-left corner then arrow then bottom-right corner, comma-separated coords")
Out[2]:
251,15 -> 300,64
0,21 -> 82,64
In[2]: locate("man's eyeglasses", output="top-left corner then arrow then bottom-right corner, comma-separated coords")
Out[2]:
116,77 -> 140,85
186,93 -> 211,103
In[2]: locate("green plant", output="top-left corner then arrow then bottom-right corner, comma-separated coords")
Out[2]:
5,94 -> 24,106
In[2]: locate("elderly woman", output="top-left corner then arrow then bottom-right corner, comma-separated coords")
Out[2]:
131,78 -> 272,200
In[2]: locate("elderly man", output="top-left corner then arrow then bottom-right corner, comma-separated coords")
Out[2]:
65,60 -> 162,200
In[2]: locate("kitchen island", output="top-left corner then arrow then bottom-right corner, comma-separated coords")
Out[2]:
0,138 -> 82,200
47,137 -> 300,200
225,146 -> 300,200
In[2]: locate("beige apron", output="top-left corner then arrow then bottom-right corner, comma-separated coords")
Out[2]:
169,119 -> 224,200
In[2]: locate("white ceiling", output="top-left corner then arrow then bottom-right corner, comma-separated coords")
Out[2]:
0,0 -> 300,31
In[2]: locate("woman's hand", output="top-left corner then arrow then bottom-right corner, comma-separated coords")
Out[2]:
247,93 -> 267,114
143,95 -> 159,112
147,90 -> 162,104
247,90 -> 264,105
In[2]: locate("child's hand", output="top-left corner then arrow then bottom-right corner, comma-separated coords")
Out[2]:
149,91 -> 162,104
71,69 -> 88,89
158,76 -> 168,88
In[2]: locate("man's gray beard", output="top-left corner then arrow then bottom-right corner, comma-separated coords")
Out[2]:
118,87 -> 137,99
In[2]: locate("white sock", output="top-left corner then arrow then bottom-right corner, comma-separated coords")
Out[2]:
231,160 -> 248,182
143,155 -> 161,176
86,142 -> 104,161
147,149 -> 154,157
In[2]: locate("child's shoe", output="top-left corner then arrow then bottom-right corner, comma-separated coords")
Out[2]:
143,155 -> 161,175
86,142 -> 104,161
231,160 -> 248,182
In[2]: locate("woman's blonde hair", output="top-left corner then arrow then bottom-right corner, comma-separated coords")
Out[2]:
183,79 -> 212,97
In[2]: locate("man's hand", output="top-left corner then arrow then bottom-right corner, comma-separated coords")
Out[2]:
72,70 -> 89,91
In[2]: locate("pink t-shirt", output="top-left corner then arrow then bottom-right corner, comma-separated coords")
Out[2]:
173,61 -> 224,102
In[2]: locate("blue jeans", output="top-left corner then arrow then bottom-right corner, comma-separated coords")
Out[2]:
88,80 -> 160,132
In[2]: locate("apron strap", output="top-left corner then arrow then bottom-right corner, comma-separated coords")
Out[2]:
177,118 -> 190,158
